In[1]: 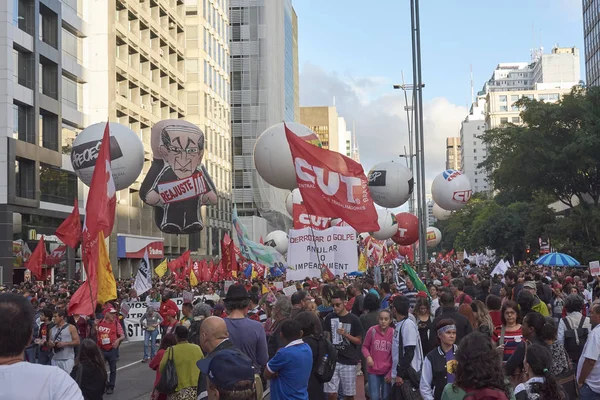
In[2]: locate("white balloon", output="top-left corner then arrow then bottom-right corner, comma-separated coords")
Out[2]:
426,227 -> 442,248
367,161 -> 414,208
432,203 -> 452,220
254,122 -> 322,190
71,122 -> 144,191
358,232 -> 371,241
370,209 -> 398,240
264,230 -> 289,255
285,188 -> 303,215
431,170 -> 473,211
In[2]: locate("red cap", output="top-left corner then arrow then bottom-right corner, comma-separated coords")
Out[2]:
565,277 -> 574,283
416,291 -> 428,298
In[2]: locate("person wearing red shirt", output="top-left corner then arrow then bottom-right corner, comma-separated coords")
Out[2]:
159,292 -> 179,335
97,307 -> 125,395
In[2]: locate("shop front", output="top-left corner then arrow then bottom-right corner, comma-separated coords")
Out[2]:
116,234 -> 164,279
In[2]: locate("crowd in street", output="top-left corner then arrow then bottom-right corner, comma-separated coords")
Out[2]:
1,259 -> 600,400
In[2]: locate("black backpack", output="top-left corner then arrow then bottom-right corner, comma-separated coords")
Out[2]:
314,334 -> 337,383
562,316 -> 588,363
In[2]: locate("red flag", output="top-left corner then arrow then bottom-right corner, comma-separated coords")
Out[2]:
293,203 -> 331,229
321,264 -> 335,282
46,245 -> 67,266
25,236 -> 46,279
55,199 -> 82,248
68,239 -> 99,316
200,259 -> 210,282
259,236 -> 264,245
82,121 -> 117,248
285,124 -> 379,232
221,239 -> 238,273
168,250 -> 191,271
223,233 -> 232,247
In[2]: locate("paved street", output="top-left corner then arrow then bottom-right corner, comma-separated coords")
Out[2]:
109,341 -> 155,400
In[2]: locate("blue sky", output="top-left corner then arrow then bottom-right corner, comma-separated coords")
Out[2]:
294,0 -> 585,193
295,0 -> 584,106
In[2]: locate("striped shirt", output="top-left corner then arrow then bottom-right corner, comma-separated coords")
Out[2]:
404,290 -> 418,311
493,325 -> 523,362
247,306 -> 267,323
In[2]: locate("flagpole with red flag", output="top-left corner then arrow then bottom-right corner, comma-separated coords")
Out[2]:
55,198 -> 82,248
25,236 -> 46,280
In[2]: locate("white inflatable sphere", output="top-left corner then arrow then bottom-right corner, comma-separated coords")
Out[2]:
254,122 -> 322,190
431,170 -> 473,211
71,122 -> 144,191
285,188 -> 303,215
432,203 -> 452,221
358,232 -> 371,241
264,230 -> 289,255
426,227 -> 442,248
367,161 -> 414,208
370,209 -> 398,240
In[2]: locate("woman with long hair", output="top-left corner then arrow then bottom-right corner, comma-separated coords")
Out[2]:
420,319 -> 457,400
493,300 -> 523,362
542,317 -> 577,399
415,297 -> 437,356
514,344 -> 564,400
70,339 -> 107,400
505,312 -> 550,386
149,333 -> 178,400
471,300 -> 494,338
295,311 -> 324,400
458,303 -> 478,331
440,332 -> 512,399
362,309 -> 394,400
430,285 -> 440,316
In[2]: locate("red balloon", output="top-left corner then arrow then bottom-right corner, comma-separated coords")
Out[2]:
398,245 -> 411,256
392,212 -> 419,245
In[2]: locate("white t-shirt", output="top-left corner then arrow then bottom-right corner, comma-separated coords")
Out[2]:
577,325 -> 600,393
391,317 -> 423,379
0,362 -> 83,400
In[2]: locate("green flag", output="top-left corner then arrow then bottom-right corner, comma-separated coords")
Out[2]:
402,263 -> 429,295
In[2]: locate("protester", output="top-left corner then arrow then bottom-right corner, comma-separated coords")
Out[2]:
268,295 -> 292,359
164,309 -> 180,335
487,294 -> 503,327
514,344 -> 564,400
493,300 -> 524,362
96,306 -> 125,395
558,294 -> 591,366
140,306 -> 163,362
295,311 -> 325,400
248,291 -> 268,323
505,312 -> 550,383
415,296 -> 437,357
149,333 -> 177,400
198,349 -> 257,400
160,326 -> 204,400
36,308 -> 55,365
433,291 -> 472,344
188,302 -> 212,346
420,319 -> 457,400
70,339 -> 107,400
265,320 -> 313,400
0,293 -> 83,399
471,300 -> 495,337
522,282 -> 550,317
577,303 -> 600,400
180,303 -> 193,328
430,285 -> 441,316
451,278 -> 473,308
159,292 -> 179,335
391,296 -> 423,393
362,309 -> 394,400
49,308 -> 80,374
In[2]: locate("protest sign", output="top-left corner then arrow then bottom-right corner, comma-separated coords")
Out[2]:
590,261 -> 600,277
274,282 -> 284,291
282,285 -> 297,297
286,226 -> 358,281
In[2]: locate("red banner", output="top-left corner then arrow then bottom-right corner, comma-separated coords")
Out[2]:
285,124 -> 379,232
46,245 -> 67,266
292,203 -> 331,230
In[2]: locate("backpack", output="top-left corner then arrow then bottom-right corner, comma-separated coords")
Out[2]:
562,316 -> 588,363
464,388 -> 509,400
313,334 -> 337,383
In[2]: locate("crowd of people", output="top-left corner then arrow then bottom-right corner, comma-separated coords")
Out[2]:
1,258 -> 600,400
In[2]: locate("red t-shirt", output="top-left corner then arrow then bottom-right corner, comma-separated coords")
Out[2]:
159,300 -> 179,326
97,320 -> 123,351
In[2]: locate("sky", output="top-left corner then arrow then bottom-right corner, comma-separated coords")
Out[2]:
293,0 -> 585,197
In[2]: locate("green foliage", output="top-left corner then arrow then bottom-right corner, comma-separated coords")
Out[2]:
435,87 -> 600,263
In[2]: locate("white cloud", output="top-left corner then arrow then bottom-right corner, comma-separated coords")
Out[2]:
300,63 -> 467,197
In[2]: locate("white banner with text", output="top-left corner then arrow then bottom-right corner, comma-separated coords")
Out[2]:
286,226 -> 358,281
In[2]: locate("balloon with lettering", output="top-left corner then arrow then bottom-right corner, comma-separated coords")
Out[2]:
254,122 -> 322,190
432,203 -> 452,221
285,188 -> 303,215
431,169 -> 472,211
264,230 -> 289,255
426,227 -> 442,248
367,161 -> 413,208
139,120 -> 217,234
370,209 -> 398,240
392,212 -> 419,245
71,122 -> 144,191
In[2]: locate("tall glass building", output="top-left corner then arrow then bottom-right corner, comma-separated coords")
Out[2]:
229,0 -> 299,232
584,0 -> 600,86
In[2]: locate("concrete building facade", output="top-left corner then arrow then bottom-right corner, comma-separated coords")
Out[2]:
460,96 -> 488,193
184,0 -> 232,258
299,106 -> 339,152
337,116 -> 351,157
230,0 -> 298,231
583,0 -> 600,86
445,137 -> 461,170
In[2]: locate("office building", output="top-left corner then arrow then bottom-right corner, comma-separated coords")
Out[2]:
230,0 -> 298,231
299,106 -> 339,152
445,137 -> 461,170
185,0 -> 232,257
337,116 -> 351,157
84,0 -> 188,277
0,0 -> 90,284
427,199 -> 435,227
460,47 -> 580,194
583,0 -> 600,86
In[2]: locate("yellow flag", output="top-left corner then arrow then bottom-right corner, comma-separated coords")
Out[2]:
155,259 -> 168,278
97,231 -> 117,304
261,285 -> 269,295
251,267 -> 258,279
190,268 -> 198,286
231,270 -> 237,278
358,253 -> 367,272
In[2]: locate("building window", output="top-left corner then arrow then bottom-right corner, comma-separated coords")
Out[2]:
39,111 -> 59,151
13,48 -> 32,88
473,149 -> 476,153
62,28 -> 82,61
499,105 -> 508,112
475,179 -> 478,183
512,117 -> 520,123
39,5 -> 58,49
13,102 -> 35,143
62,74 -> 82,111
39,164 -> 77,205
500,117 -> 508,124
39,59 -> 58,99
15,157 -> 35,199
499,95 -> 507,103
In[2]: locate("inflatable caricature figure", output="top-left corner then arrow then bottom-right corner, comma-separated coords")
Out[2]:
140,120 -> 217,234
